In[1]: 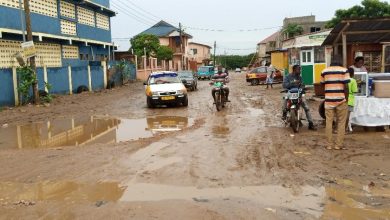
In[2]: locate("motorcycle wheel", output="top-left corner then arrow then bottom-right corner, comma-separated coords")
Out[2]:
290,109 -> 299,133
215,91 -> 222,111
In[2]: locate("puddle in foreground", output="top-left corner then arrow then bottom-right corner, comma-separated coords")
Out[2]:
0,116 -> 193,149
0,180 -> 389,218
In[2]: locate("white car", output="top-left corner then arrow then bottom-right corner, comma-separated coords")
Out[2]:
144,72 -> 188,108
235,68 -> 241,73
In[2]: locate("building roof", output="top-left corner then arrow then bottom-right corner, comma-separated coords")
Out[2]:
322,17 -> 390,46
139,21 -> 192,38
188,42 -> 212,49
257,31 -> 280,45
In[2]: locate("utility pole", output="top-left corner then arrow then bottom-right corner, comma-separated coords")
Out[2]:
213,41 -> 216,68
23,0 -> 39,104
179,22 -> 185,70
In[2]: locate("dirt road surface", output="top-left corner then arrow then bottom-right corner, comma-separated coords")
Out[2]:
0,72 -> 389,219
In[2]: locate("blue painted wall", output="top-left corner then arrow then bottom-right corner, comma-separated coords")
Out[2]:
90,66 -> 104,90
0,5 -> 111,43
36,68 -> 45,91
47,67 -> 70,94
0,69 -> 15,106
77,24 -> 111,43
71,66 -> 89,93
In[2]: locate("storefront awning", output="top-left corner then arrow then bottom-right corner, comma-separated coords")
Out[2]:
322,17 -> 390,46
282,30 -> 331,49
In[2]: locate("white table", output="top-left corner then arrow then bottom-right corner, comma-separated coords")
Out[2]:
351,97 -> 390,127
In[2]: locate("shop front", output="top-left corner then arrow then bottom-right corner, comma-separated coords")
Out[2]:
282,30 -> 331,85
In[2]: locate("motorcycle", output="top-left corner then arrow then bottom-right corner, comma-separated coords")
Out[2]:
282,87 -> 306,133
211,80 -> 228,111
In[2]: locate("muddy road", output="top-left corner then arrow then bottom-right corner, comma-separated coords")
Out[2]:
0,72 -> 389,219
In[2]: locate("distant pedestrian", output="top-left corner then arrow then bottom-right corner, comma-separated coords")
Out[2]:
266,65 -> 275,89
350,56 -> 368,73
346,67 -> 358,133
321,56 -> 350,150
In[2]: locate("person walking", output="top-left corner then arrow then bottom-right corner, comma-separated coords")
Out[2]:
321,57 -> 350,150
266,65 -> 275,89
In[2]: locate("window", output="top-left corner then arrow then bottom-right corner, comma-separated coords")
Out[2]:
77,6 -> 95,27
62,45 -> 79,59
60,0 -> 76,19
363,51 -> 382,73
96,13 -> 110,30
310,27 -> 321,33
314,47 -> 325,63
61,19 -> 77,35
192,49 -> 198,55
301,50 -> 313,64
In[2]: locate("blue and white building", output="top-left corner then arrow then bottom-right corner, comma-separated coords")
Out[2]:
0,0 -> 117,106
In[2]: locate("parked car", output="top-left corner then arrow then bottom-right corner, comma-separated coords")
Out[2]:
178,71 -> 197,91
144,72 -> 188,108
197,66 -> 214,80
246,66 -> 283,85
235,68 -> 241,73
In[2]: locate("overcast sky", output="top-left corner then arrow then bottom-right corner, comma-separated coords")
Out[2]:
110,0 -> 363,55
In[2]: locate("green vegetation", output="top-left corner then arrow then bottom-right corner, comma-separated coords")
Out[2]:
283,24 -> 304,38
130,34 -> 160,58
156,45 -> 174,61
17,66 -> 52,105
326,0 -> 390,28
216,53 -> 256,69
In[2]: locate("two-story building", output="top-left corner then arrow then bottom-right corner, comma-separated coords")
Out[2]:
137,20 -> 192,71
188,42 -> 211,68
0,0 -> 116,106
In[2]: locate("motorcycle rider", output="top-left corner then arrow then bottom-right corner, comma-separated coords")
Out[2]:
282,65 -> 316,131
211,66 -> 230,102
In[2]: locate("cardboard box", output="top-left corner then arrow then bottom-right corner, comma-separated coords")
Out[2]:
373,80 -> 390,98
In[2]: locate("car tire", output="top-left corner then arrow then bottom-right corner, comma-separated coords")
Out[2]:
77,85 -> 89,94
182,96 -> 188,107
147,97 -> 155,108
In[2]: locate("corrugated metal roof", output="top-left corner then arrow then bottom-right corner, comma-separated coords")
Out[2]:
322,17 -> 390,46
139,21 -> 192,38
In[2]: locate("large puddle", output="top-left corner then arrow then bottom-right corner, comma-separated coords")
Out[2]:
1,180 -> 389,218
0,116 -> 193,149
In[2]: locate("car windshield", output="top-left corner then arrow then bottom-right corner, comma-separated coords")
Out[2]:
178,72 -> 193,78
149,73 -> 181,85
198,67 -> 211,72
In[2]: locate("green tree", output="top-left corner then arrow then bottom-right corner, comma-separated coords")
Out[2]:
130,34 -> 160,57
217,53 -> 255,69
326,0 -> 390,28
283,24 -> 304,38
156,45 -> 174,61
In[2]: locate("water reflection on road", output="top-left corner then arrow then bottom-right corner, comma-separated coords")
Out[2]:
0,116 -> 193,149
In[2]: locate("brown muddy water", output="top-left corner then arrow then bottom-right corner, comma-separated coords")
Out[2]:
0,116 -> 194,149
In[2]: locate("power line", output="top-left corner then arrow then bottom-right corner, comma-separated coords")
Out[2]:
117,0 -> 162,21
112,0 -> 159,24
111,1 -> 154,26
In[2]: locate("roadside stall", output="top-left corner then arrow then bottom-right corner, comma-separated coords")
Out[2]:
321,17 -> 390,128
282,30 -> 331,85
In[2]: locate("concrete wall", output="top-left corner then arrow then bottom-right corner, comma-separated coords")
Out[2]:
0,62 -> 108,107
